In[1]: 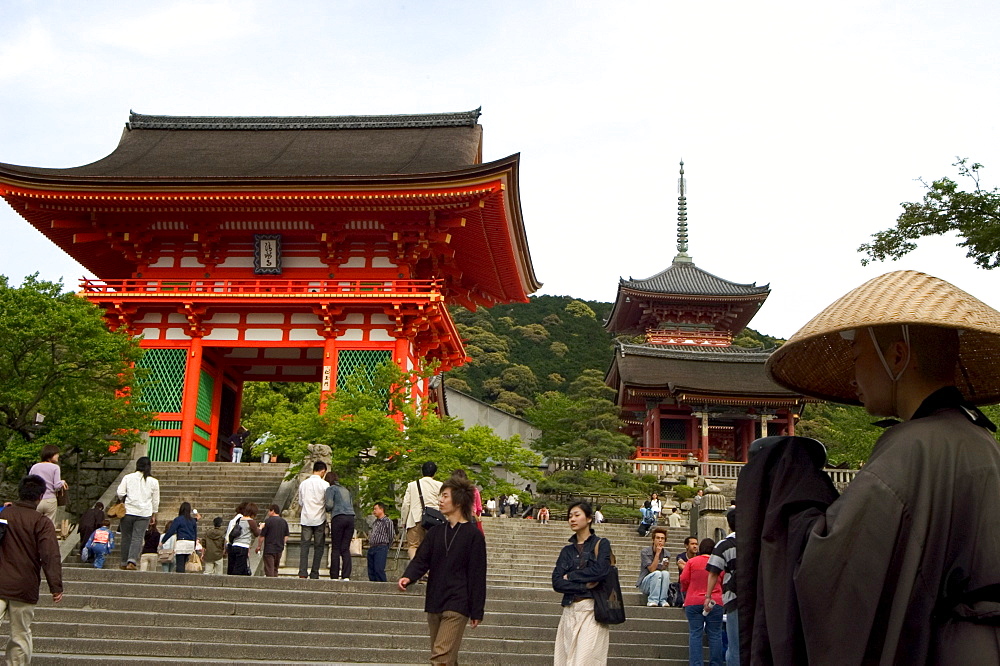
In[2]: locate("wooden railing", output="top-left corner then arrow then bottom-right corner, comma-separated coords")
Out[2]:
621,459 -> 859,486
80,278 -> 443,297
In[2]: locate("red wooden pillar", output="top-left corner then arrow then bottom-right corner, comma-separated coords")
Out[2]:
233,379 -> 245,430
786,409 -> 796,436
394,337 -> 413,404
179,337 -> 203,462
207,361 -> 226,462
319,337 -> 338,415
651,405 -> 661,456
699,412 -> 710,462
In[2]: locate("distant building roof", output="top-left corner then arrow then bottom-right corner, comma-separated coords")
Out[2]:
605,342 -> 801,401
604,260 -> 770,337
620,260 -> 770,297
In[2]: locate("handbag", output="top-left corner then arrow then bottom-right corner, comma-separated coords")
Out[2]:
416,479 -> 446,531
185,550 -> 203,572
350,536 -> 363,557
55,487 -> 68,507
108,499 -> 127,519
591,538 -> 626,625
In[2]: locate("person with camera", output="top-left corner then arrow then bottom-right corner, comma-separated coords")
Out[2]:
399,461 -> 442,560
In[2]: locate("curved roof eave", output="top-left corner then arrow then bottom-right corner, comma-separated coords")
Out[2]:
0,153 -> 521,191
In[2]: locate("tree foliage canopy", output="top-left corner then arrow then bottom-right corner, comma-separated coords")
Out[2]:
859,159 -> 1000,269
525,369 -> 633,468
240,363 -> 541,515
796,402 -> 883,468
0,275 -> 153,477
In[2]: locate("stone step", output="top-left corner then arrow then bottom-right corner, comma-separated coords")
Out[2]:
33,568 -> 697,664
48,467 -> 708,664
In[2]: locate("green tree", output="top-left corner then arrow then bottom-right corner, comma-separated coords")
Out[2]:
859,158 -> 1000,268
0,275 -> 154,478
565,300 -> 597,319
796,402 -> 883,468
241,362 -> 540,513
526,369 -> 633,469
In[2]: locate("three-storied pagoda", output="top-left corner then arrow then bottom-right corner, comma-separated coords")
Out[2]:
0,109 -> 539,462
605,162 -> 807,462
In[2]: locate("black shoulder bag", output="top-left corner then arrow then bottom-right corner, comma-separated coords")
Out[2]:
591,537 -> 626,625
417,480 -> 447,531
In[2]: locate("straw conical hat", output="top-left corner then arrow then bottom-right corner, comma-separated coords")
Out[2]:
766,270 -> 1000,405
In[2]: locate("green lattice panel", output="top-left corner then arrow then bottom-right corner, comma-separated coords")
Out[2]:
138,349 -> 187,413
152,420 -> 182,431
337,349 -> 392,390
148,436 -> 180,462
192,443 -> 209,462
196,370 -> 215,424
194,425 -> 211,441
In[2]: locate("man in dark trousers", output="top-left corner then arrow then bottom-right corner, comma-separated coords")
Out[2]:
754,270 -> 1000,665
399,475 -> 487,665
0,475 -> 63,664
704,509 -> 738,666
256,504 -> 290,577
367,502 -> 395,582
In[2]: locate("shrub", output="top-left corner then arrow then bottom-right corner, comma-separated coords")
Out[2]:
672,484 -> 697,501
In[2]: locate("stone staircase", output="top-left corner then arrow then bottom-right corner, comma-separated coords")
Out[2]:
29,466 -> 707,663
65,462 -> 290,569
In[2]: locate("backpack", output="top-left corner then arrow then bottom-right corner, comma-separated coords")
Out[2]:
228,517 -> 243,544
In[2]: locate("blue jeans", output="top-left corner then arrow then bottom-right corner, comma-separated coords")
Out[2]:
726,608 -> 740,666
367,544 -> 389,581
685,604 -> 724,666
639,570 -> 670,605
90,544 -> 110,569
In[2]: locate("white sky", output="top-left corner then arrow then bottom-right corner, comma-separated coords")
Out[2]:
2,0 -> 999,339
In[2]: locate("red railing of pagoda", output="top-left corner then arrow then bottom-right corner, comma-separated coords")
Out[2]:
645,329 -> 732,346
79,278 -> 444,297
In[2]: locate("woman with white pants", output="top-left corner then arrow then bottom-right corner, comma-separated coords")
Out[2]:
551,500 -> 612,665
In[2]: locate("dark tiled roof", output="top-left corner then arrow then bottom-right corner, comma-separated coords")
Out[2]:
606,342 -> 800,397
621,260 -> 770,297
127,108 -> 482,131
0,109 -> 484,180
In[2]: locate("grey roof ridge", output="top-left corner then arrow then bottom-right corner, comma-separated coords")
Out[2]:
620,259 -> 770,295
616,341 -> 776,361
127,108 -> 483,131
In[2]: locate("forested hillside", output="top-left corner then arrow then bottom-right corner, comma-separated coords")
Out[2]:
444,294 -> 780,415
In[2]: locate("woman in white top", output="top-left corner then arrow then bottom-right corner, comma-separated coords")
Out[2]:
649,493 -> 663,518
116,456 -> 160,570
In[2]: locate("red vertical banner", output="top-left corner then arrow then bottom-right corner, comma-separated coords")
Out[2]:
319,337 -> 337,415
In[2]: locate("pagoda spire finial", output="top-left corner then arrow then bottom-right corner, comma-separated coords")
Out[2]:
674,159 -> 692,263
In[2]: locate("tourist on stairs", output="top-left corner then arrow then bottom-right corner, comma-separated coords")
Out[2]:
226,502 -> 260,576
680,538 -> 724,666
162,502 -> 198,573
637,527 -> 672,607
324,471 -> 355,580
552,500 -> 613,665
399,474 -> 487,666
116,456 -> 160,571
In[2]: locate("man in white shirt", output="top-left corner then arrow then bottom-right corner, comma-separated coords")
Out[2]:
297,461 -> 329,579
668,507 -> 682,529
399,461 -> 442,560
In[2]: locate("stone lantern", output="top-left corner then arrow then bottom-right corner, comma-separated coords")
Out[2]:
696,485 -> 730,542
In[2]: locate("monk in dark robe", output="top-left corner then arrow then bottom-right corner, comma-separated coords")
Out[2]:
752,270 -> 1000,665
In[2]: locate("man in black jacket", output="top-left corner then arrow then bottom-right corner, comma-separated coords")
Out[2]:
399,474 -> 487,665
